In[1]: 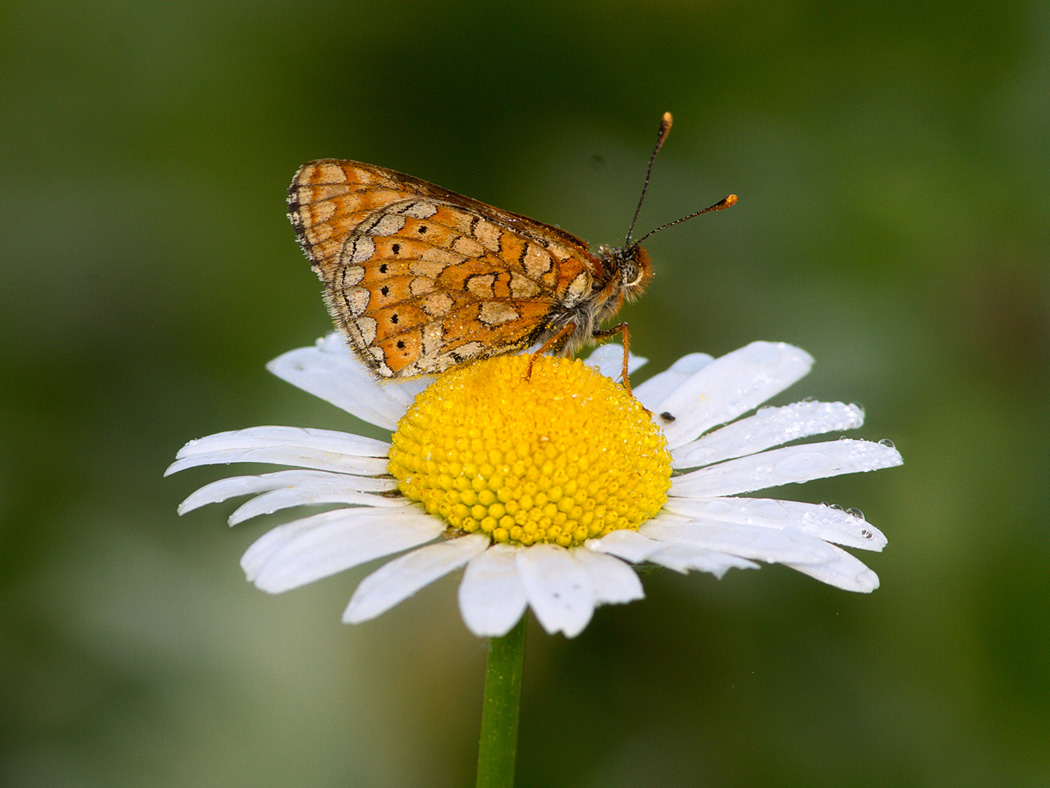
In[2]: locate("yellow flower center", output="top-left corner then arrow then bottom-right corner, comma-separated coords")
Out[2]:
387,355 -> 672,548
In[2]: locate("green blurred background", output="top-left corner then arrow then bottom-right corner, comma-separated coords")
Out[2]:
2,0 -> 1047,785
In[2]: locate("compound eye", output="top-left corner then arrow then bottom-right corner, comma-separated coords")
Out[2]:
622,260 -> 643,287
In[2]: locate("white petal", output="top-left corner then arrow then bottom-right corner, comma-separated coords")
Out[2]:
669,439 -> 903,498
645,516 -> 879,591
178,469 -> 396,517
241,507 -> 442,593
515,545 -> 595,637
662,497 -> 886,551
784,548 -> 880,592
633,352 -> 715,411
646,542 -> 759,577
587,529 -> 668,563
590,526 -> 756,578
343,534 -> 490,623
166,426 -> 390,476
652,342 -> 814,449
458,544 -> 529,637
266,334 -> 429,430
582,344 -> 647,380
229,486 -> 405,526
641,518 -> 843,565
671,401 -> 865,468
573,548 -> 644,605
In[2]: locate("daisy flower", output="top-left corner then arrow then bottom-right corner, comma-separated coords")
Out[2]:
167,334 -> 901,638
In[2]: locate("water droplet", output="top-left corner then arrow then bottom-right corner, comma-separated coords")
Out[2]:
879,438 -> 896,449
703,500 -> 733,515
827,503 -> 844,511
861,529 -> 874,540
846,507 -> 865,520
740,499 -> 786,520
773,450 -> 828,478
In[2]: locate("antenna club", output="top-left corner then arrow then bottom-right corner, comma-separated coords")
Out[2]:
655,112 -> 673,150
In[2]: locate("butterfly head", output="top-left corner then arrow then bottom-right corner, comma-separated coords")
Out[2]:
598,243 -> 654,304
621,244 -> 655,301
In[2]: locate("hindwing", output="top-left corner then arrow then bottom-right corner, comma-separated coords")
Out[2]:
288,159 -> 600,377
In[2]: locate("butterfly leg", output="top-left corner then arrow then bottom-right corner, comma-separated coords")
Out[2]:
525,323 -> 576,380
590,322 -> 634,397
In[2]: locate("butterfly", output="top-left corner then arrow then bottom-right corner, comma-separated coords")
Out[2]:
287,112 -> 735,390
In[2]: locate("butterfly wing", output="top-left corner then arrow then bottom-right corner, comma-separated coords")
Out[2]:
288,159 -> 601,377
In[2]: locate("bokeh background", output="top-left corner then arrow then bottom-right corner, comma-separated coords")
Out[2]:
2,0 -> 1047,785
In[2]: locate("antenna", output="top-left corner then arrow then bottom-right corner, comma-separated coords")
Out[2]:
633,193 -> 738,245
624,111 -> 674,246
623,111 -> 738,247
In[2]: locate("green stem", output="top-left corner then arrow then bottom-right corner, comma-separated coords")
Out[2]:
476,614 -> 527,788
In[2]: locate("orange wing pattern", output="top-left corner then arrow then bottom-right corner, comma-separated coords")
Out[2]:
288,160 -> 601,377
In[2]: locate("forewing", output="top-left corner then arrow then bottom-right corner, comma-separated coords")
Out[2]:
288,159 -> 598,377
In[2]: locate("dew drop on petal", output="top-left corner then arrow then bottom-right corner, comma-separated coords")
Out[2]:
772,450 -> 829,479
703,500 -> 734,516
739,498 -> 785,521
879,438 -> 896,449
